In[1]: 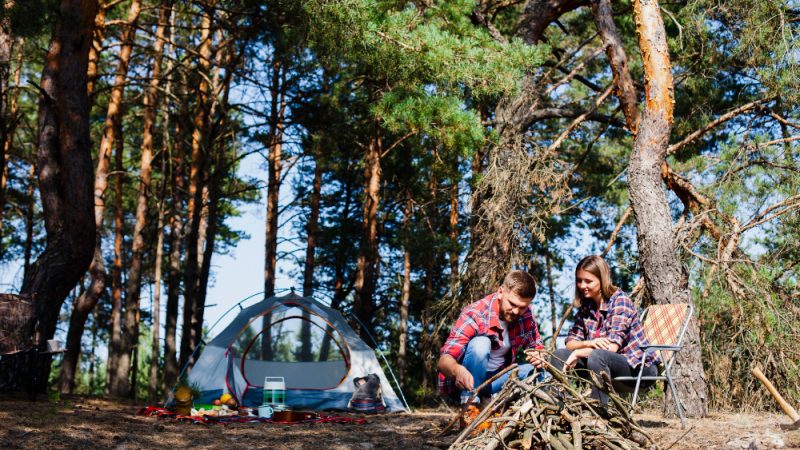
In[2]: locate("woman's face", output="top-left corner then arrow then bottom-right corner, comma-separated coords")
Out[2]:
576,270 -> 602,304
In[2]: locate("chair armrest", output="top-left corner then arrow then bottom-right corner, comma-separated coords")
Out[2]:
642,345 -> 681,352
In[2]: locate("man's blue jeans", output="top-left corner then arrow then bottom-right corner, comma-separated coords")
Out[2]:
460,336 -> 542,403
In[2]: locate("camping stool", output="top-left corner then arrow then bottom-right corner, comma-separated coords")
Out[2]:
614,303 -> 693,429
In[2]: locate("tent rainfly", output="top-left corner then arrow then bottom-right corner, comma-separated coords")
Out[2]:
186,293 -> 407,412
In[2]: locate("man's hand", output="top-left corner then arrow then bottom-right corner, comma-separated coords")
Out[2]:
525,349 -> 547,369
454,365 -> 475,391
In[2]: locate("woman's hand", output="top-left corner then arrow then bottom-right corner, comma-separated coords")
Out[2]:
563,351 -> 582,371
589,337 -> 614,350
562,347 -> 593,371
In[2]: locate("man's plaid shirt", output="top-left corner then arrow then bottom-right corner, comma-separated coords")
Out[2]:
438,293 -> 543,395
566,290 -> 659,368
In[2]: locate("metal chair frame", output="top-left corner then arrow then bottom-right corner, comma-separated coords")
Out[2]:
614,303 -> 693,429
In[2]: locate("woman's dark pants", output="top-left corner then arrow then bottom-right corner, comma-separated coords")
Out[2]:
549,348 -> 657,405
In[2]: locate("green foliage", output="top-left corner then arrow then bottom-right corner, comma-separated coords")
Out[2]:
304,0 -> 547,99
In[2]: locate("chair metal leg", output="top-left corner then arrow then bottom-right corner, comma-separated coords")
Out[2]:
630,363 -> 646,409
664,367 -> 686,429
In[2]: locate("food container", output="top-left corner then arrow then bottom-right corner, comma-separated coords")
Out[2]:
174,385 -> 193,416
263,376 -> 286,406
257,405 -> 274,418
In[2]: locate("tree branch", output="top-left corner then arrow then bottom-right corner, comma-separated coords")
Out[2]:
591,0 -> 639,134
602,205 -> 631,256
515,0 -> 590,44
667,98 -> 774,155
547,83 -> 614,152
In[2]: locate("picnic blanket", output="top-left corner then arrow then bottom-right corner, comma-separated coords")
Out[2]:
137,406 -> 367,426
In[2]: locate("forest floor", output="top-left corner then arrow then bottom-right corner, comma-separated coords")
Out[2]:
0,395 -> 798,449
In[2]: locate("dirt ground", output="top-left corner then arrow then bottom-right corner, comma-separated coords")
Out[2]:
0,396 -> 798,449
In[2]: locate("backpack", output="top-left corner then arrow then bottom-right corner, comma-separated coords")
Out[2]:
348,373 -> 386,414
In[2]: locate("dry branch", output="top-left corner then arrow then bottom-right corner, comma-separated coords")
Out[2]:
447,361 -> 659,450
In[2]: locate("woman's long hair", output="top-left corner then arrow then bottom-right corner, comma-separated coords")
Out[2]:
573,255 -> 619,306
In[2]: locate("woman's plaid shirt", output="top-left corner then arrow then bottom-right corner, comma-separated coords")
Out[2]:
566,290 -> 660,368
438,293 -> 544,395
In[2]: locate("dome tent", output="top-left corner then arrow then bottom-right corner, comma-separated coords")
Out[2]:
185,292 -> 407,412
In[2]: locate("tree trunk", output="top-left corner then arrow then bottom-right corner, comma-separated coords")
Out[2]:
180,2 -> 215,370
88,304 -> 98,392
420,162 -> 440,390
1,0 -> 98,393
300,156 -> 322,361
161,8 -> 181,392
462,0 -> 588,302
0,14 -> 13,254
319,174 -> 355,362
127,0 -> 171,402
398,198 -> 412,387
108,121 -> 128,396
449,164 -> 459,286
149,195 -> 166,402
22,161 -> 35,278
627,0 -> 708,417
196,164 -> 225,361
86,2 -> 107,99
261,55 -> 285,360
57,248 -> 104,394
193,39 -> 235,351
1,36 -> 23,259
353,118 -> 381,340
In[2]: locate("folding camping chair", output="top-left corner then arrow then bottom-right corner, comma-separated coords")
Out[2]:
614,303 -> 693,429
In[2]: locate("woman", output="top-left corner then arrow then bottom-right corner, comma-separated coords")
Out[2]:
550,255 -> 659,404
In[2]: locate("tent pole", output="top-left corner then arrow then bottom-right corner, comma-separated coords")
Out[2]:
348,313 -> 412,412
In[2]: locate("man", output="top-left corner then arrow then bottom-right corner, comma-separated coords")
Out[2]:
438,270 -> 547,410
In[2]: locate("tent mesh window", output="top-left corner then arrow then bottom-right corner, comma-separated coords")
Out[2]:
231,303 -> 351,390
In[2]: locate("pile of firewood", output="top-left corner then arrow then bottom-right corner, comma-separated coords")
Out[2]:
447,362 -> 658,450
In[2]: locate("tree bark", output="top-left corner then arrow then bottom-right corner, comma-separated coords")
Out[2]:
180,1 -> 215,370
627,0 -> 708,417
2,0 -> 98,393
353,118 -> 382,341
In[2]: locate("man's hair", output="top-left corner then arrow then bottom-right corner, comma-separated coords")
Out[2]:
573,255 -> 619,306
501,270 -> 537,299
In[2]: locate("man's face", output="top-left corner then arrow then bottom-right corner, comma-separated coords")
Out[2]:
497,286 -> 533,322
